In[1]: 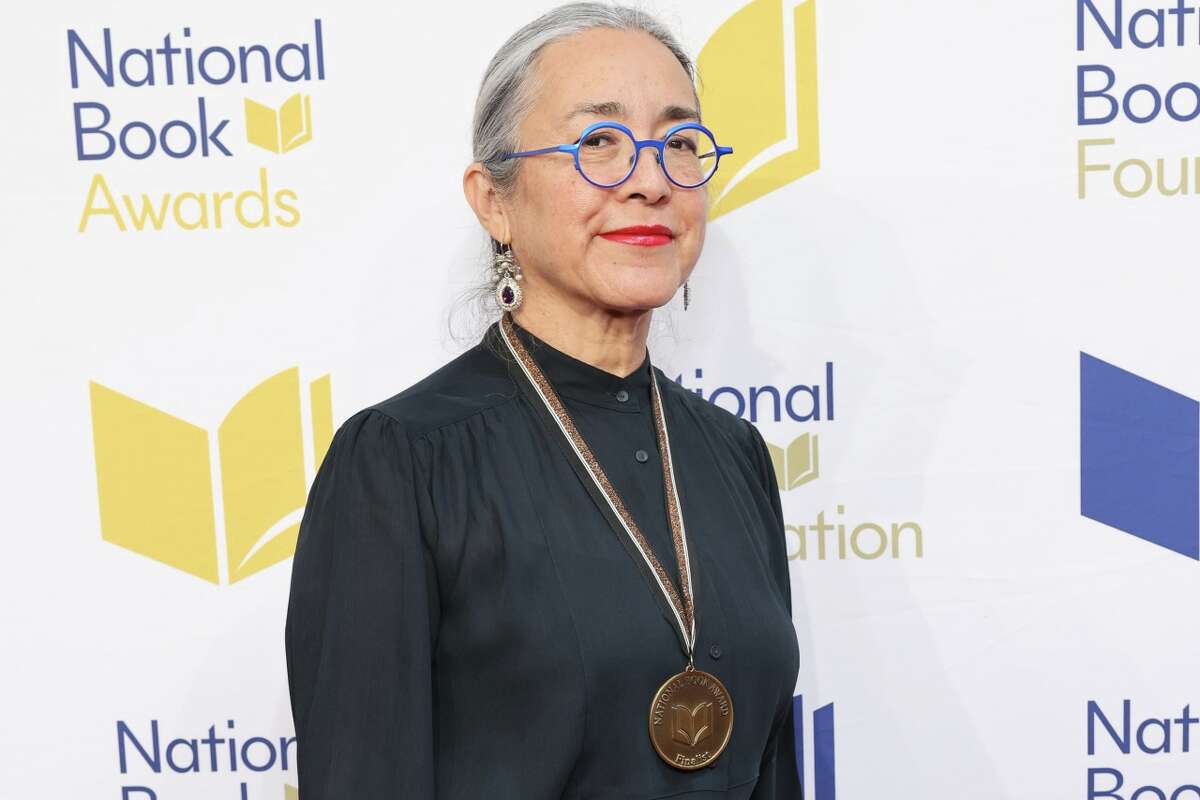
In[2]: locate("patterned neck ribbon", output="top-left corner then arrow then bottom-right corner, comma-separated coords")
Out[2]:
498,311 -> 697,659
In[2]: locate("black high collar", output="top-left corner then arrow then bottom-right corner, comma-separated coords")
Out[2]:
500,317 -> 653,413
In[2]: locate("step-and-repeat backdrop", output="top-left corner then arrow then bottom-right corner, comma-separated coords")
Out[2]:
4,0 -> 1197,797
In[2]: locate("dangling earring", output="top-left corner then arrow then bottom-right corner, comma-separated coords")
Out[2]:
492,239 -> 523,311
683,280 -> 691,311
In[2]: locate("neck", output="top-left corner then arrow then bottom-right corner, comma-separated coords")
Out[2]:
511,299 -> 651,379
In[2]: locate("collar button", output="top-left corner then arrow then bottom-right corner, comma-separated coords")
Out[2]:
615,389 -> 630,403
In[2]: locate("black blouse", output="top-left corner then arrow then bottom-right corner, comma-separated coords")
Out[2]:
285,318 -> 802,799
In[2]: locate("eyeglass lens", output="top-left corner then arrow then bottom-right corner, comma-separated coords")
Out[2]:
578,126 -> 719,187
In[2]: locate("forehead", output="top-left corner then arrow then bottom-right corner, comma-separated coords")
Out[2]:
529,27 -> 697,131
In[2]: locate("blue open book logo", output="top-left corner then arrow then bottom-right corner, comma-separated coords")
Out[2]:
1080,352 -> 1200,559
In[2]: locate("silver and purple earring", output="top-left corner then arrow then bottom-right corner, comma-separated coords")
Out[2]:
683,280 -> 691,311
493,240 -> 523,311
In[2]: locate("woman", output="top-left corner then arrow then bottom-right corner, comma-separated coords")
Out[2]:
284,3 -> 801,797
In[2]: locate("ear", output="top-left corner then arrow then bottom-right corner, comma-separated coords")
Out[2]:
462,162 -> 512,244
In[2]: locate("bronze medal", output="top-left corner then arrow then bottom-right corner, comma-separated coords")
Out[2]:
649,665 -> 735,770
498,313 -> 734,772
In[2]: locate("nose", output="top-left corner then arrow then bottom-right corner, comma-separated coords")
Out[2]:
619,141 -> 672,202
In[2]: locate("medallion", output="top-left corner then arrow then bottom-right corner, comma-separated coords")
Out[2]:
648,665 -> 735,770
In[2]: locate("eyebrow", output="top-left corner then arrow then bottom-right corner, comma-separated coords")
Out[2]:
564,100 -> 700,125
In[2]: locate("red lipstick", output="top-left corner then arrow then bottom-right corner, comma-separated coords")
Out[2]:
598,224 -> 674,247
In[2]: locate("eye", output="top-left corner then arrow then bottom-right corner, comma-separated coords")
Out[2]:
666,134 -> 698,153
581,132 -> 618,148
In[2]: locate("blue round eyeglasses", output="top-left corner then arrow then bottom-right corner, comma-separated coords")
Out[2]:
500,120 -> 733,189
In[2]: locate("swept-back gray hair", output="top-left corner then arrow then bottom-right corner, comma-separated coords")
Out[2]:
471,2 -> 698,199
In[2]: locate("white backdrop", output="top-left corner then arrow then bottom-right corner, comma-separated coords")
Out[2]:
3,1 -> 1198,797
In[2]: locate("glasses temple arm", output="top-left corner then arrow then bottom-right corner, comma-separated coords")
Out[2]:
501,144 -> 575,161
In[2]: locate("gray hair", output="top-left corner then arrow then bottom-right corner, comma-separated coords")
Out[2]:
449,1 -> 697,348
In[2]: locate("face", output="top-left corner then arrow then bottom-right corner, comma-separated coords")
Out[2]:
501,27 -> 708,316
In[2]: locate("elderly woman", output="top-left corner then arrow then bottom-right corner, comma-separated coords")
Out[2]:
284,2 -> 801,798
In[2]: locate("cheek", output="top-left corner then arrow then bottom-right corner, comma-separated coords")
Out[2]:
681,195 -> 708,254
519,169 -> 598,255
562,187 -> 607,243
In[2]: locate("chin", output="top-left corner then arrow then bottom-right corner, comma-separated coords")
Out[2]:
601,286 -> 681,312
594,264 -> 686,305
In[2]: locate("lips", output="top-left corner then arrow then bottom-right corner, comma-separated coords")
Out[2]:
598,224 -> 674,247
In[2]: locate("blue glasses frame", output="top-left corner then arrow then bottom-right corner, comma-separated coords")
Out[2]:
500,120 -> 733,189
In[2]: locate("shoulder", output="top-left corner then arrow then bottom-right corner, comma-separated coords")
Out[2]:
316,335 -> 517,486
655,366 -> 770,477
318,333 -> 519,474
357,334 -> 519,438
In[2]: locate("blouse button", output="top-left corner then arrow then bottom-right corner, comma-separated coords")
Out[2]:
709,644 -> 722,660
634,449 -> 649,463
615,389 -> 630,402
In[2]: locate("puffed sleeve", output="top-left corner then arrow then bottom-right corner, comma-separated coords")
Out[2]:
742,418 -> 803,799
284,408 -> 440,798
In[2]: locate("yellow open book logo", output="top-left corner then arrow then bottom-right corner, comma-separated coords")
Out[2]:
767,433 -> 820,490
697,0 -> 820,220
89,368 -> 332,585
245,93 -> 314,154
